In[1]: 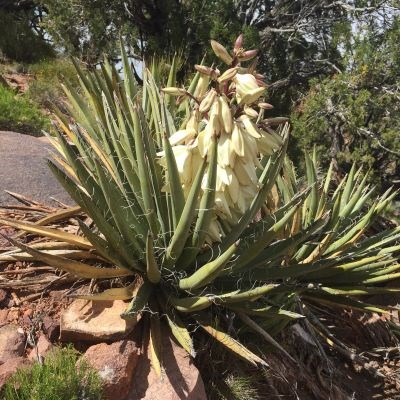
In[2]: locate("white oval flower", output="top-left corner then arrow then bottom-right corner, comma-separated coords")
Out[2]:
168,129 -> 193,146
215,191 -> 233,218
234,73 -> 259,92
218,95 -> 233,134
234,74 -> 265,104
240,116 -> 262,138
193,75 -> 210,99
239,87 -> 266,105
217,132 -> 235,168
232,123 -> 245,157
234,159 -> 258,186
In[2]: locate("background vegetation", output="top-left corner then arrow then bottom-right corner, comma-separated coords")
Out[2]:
0,0 -> 399,189
0,83 -> 48,135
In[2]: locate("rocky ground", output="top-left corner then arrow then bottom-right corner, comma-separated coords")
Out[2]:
0,179 -> 206,399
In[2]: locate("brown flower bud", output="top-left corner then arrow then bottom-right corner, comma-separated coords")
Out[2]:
217,67 -> 239,83
234,34 -> 244,53
161,87 -> 187,96
263,117 -> 289,126
238,49 -> 258,61
195,65 -> 214,76
211,40 -> 233,65
256,79 -> 268,87
258,102 -> 274,110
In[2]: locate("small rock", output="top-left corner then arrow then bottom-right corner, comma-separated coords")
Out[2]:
6,308 -> 19,323
6,298 -> 14,308
60,299 -> 138,342
0,289 -> 8,306
23,309 -> 33,319
0,357 -> 30,390
28,334 -> 53,362
22,309 -> 33,327
0,324 -> 25,364
129,332 -> 206,400
0,310 -> 9,327
82,340 -> 140,400
0,227 -> 15,247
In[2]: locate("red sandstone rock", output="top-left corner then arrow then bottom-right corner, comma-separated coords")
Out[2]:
0,310 -> 9,327
42,315 -> 60,341
0,357 -> 30,390
0,324 -> 25,364
60,299 -> 139,342
128,333 -> 206,400
82,340 -> 140,400
28,334 -> 53,362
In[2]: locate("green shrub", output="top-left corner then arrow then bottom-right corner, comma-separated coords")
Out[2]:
0,11 -> 54,63
215,375 -> 261,400
2,346 -> 103,400
27,59 -> 80,110
0,84 -> 49,135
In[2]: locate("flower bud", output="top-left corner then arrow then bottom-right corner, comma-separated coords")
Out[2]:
256,79 -> 268,87
186,110 -> 200,134
234,34 -> 244,53
217,67 -> 239,83
161,87 -> 187,96
193,75 -> 210,99
262,117 -> 289,126
199,89 -> 217,113
248,58 -> 258,74
211,40 -> 233,65
195,65 -> 214,76
238,49 -> 258,61
258,102 -> 274,110
243,106 -> 259,118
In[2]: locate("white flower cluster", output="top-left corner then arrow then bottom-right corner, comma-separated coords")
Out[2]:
159,35 -> 283,241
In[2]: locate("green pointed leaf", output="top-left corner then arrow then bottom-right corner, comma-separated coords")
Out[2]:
146,234 -> 161,283
179,243 -> 238,291
196,319 -> 268,367
121,281 -> 154,319
165,157 -> 207,266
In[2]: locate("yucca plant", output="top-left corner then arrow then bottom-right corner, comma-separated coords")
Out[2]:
1,34 -> 399,372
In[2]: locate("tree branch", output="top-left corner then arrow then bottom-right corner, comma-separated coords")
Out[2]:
357,128 -> 400,157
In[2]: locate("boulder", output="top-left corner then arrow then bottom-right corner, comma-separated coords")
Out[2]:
0,324 -> 25,364
0,131 -> 73,205
42,315 -> 60,341
129,333 -> 206,400
82,340 -> 140,400
60,299 -> 138,342
0,357 -> 30,390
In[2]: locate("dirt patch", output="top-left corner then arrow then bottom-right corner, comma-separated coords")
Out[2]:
2,72 -> 32,93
